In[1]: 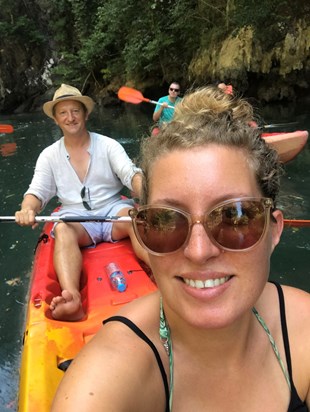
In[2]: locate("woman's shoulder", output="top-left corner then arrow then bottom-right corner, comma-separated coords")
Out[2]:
82,291 -> 161,365
51,291 -> 166,411
279,284 -> 310,344
263,282 -> 310,326
258,283 -> 310,406
281,283 -> 310,317
263,281 -> 309,306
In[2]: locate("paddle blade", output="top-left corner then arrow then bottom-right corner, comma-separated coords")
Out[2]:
0,124 -> 14,134
118,86 -> 148,105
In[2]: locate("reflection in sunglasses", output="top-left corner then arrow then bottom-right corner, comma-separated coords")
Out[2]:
129,198 -> 273,255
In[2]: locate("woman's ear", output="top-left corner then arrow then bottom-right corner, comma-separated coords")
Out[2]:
270,209 -> 284,252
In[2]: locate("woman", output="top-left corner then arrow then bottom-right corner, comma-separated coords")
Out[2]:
52,87 -> 310,411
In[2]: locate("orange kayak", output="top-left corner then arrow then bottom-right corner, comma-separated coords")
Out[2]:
262,130 -> 308,163
18,222 -> 157,411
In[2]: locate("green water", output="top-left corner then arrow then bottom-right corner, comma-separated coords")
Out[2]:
0,102 -> 309,410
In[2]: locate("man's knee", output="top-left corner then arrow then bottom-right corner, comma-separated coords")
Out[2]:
54,223 -> 79,242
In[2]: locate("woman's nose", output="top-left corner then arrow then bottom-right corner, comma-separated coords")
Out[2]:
183,222 -> 221,262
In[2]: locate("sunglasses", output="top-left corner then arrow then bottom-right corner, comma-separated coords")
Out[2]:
81,186 -> 91,210
169,87 -> 180,92
129,198 -> 274,255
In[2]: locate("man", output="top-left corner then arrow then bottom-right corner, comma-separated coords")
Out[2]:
152,82 -> 182,126
15,83 -> 149,321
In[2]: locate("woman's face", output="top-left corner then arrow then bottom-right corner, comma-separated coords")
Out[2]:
147,145 -> 283,329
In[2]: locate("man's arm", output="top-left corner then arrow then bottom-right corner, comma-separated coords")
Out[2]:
15,194 -> 42,228
153,102 -> 168,122
131,173 -> 143,199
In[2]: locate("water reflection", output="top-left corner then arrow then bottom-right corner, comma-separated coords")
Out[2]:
0,142 -> 17,157
0,124 -> 17,157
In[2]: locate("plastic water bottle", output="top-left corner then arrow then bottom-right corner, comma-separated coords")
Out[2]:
105,262 -> 127,292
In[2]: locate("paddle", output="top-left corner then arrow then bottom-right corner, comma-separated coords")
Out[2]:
0,215 -> 132,223
118,86 -> 175,109
283,219 -> 310,228
262,122 -> 298,129
0,124 -> 14,134
1,216 -> 309,227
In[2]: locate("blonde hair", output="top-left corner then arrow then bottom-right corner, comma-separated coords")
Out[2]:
139,86 -> 282,204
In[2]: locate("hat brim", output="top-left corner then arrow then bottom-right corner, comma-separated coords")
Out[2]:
43,96 -> 95,119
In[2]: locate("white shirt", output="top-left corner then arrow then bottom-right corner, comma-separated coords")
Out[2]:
25,132 -> 141,211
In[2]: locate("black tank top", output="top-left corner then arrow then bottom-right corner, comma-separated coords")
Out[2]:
103,282 -> 308,411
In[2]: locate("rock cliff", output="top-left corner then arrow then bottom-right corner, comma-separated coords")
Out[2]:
189,20 -> 310,102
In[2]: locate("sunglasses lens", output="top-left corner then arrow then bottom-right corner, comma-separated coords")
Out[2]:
81,186 -> 91,210
83,201 -> 91,210
132,199 -> 270,255
208,200 -> 267,250
134,208 -> 189,254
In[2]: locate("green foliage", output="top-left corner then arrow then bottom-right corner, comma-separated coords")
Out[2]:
0,13 -> 44,44
231,0 -> 305,48
0,0 -> 309,88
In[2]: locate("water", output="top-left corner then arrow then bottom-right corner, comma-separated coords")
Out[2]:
0,101 -> 309,410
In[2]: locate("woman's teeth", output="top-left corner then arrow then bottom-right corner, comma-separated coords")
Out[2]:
184,276 -> 230,289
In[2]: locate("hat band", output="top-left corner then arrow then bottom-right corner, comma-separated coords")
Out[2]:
55,94 -> 80,100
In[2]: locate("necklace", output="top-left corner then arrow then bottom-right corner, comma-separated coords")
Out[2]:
159,297 -> 174,411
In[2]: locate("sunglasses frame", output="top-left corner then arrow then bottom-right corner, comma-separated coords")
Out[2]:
169,87 -> 180,92
80,186 -> 91,210
129,197 -> 274,256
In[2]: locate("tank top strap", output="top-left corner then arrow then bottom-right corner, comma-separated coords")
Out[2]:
103,315 -> 170,412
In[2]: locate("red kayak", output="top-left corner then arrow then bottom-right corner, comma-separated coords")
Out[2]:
18,222 -> 157,411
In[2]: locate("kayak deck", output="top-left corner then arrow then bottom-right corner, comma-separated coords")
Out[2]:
18,223 -> 157,411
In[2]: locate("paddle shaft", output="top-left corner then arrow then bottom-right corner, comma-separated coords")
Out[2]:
262,122 -> 298,129
0,215 -> 132,223
1,216 -> 309,227
283,219 -> 310,228
148,99 -> 175,109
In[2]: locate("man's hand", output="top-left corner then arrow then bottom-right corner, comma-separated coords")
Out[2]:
15,194 -> 42,229
15,208 -> 38,229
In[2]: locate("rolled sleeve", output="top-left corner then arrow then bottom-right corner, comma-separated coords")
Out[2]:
107,140 -> 142,190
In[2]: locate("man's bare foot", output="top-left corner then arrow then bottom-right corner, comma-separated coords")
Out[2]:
50,290 -> 85,321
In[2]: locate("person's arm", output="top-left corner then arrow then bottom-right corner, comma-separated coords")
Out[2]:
107,139 -> 143,194
153,102 -> 168,122
15,194 -> 42,228
131,172 -> 143,199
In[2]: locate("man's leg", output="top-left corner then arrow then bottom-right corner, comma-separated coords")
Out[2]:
111,207 -> 150,267
50,222 -> 93,321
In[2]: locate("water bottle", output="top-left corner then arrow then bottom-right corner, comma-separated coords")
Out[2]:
105,262 -> 127,292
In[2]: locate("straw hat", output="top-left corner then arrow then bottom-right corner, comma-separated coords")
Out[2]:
43,84 -> 95,118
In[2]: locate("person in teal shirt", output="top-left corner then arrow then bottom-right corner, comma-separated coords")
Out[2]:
152,82 -> 182,126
